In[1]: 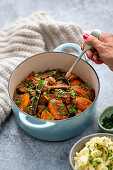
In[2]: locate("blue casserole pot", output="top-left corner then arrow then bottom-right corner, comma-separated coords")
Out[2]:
8,43 -> 100,141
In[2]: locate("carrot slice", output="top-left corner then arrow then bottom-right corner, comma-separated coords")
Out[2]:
48,99 -> 67,120
19,93 -> 30,110
75,97 -> 92,111
72,86 -> 89,98
41,110 -> 55,120
70,80 -> 82,86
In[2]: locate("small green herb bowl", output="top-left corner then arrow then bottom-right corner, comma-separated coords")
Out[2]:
98,106 -> 113,133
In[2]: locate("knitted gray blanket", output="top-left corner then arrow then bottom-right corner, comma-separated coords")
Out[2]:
0,12 -> 84,123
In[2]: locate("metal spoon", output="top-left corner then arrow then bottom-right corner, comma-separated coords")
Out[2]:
57,29 -> 101,85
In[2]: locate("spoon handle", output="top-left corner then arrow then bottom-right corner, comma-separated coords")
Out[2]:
65,29 -> 101,79
66,50 -> 85,78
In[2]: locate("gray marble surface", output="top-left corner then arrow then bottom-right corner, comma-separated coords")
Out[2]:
0,0 -> 113,170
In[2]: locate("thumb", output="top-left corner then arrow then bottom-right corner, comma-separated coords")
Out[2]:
83,34 -> 102,50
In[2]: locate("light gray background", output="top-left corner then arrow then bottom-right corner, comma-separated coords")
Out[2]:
0,0 -> 113,170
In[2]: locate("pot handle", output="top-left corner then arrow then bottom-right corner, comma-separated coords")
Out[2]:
19,112 -> 55,129
53,43 -> 87,60
54,43 -> 82,54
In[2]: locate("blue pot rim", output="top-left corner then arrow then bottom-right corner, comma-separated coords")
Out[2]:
8,51 -> 100,122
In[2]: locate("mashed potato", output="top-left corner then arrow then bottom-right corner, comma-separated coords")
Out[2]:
74,136 -> 113,170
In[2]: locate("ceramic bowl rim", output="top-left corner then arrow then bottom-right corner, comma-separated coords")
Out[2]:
69,133 -> 113,170
98,106 -> 113,132
8,51 -> 100,122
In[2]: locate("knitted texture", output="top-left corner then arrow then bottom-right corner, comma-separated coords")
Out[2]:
0,12 -> 84,123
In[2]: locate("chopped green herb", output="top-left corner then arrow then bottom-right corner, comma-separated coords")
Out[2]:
38,80 -> 45,87
75,86 -> 80,88
36,89 -> 41,94
22,82 -> 25,86
94,160 -> 101,164
88,156 -> 93,164
16,101 -> 20,106
69,90 -> 78,97
29,85 -> 35,89
83,86 -> 88,90
87,101 -> 91,104
57,112 -> 60,115
45,107 -> 49,112
82,94 -> 86,98
59,103 -> 64,107
69,105 -> 77,115
24,80 -> 30,87
34,72 -> 42,77
52,102 -> 56,106
16,94 -> 20,98
106,164 -> 112,170
102,114 -> 113,129
17,85 -> 21,89
110,157 -> 113,160
106,151 -> 111,161
96,143 -> 104,151
55,93 -> 62,98
50,70 -> 56,76
44,94 -> 50,97
33,102 -> 37,106
35,95 -> 39,100
31,96 -> 35,101
88,146 -> 92,154
49,116 -> 54,120
29,90 -> 31,95
59,89 -> 66,94
22,99 -> 24,104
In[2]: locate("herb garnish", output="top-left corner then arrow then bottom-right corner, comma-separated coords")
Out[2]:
102,114 -> 113,129
75,86 -> 80,88
36,89 -> 41,94
94,160 -> 101,164
59,89 -> 66,94
17,85 -> 21,89
83,86 -> 88,90
50,70 -> 56,76
29,85 -> 35,89
22,99 -> 24,104
16,101 -> 20,106
69,90 -> 78,97
87,101 -> 91,104
82,94 -> 86,98
88,145 -> 92,154
88,155 -> 93,164
69,105 -> 77,115
16,94 -> 20,98
34,72 -> 42,77
38,80 -> 45,87
55,93 -> 62,98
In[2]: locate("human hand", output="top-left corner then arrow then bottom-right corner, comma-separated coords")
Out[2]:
82,33 -> 113,71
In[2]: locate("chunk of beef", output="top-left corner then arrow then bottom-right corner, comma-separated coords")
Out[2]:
37,105 -> 46,116
39,95 -> 48,105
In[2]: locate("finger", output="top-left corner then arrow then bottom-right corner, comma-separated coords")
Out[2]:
86,48 -> 97,59
100,32 -> 113,43
92,55 -> 104,64
86,50 -> 93,59
83,34 -> 103,50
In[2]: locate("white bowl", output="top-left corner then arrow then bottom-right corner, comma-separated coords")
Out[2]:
69,133 -> 113,169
